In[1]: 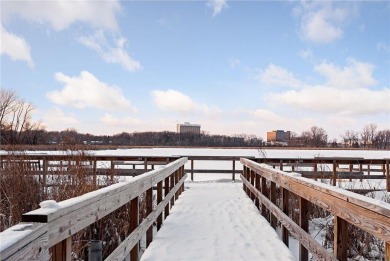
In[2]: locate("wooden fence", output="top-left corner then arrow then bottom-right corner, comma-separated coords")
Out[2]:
241,158 -> 390,261
1,154 -> 388,191
0,157 -> 188,260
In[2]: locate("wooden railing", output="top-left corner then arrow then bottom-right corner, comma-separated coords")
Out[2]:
1,154 -> 388,191
0,157 -> 188,260
241,158 -> 390,261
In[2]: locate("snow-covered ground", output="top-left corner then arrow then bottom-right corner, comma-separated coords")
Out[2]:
141,181 -> 296,261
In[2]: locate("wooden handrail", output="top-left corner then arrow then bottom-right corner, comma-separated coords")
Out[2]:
0,157 -> 188,260
240,158 -> 390,260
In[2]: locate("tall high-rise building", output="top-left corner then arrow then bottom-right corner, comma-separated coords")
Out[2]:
177,122 -> 201,135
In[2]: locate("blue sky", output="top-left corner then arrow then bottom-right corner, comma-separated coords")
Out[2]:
1,0 -> 389,140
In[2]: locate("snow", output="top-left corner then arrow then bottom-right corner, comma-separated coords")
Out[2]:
141,181 -> 296,261
0,224 -> 34,252
39,200 -> 60,209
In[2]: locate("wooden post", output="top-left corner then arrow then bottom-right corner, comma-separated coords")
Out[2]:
334,216 -> 348,261
314,163 -> 318,181
255,172 -> 260,210
191,159 -> 194,181
270,181 -> 277,229
130,197 -> 139,261
368,164 -> 371,176
164,176 -> 170,219
170,172 -> 175,208
349,163 -> 353,182
386,160 -> 389,192
181,166 -> 185,193
51,237 -> 71,261
43,158 -> 48,195
279,159 -> 283,171
332,160 -> 337,186
93,159 -> 97,186
299,197 -> 309,261
144,158 -> 148,171
250,170 -> 255,201
359,163 -> 363,182
385,242 -> 390,261
282,188 -> 289,247
232,160 -> 236,181
243,166 -> 247,194
261,176 -> 268,220
175,170 -> 179,200
146,187 -> 153,247
157,181 -> 163,230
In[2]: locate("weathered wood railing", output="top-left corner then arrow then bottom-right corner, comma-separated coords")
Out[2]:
1,154 -> 389,191
0,157 -> 188,260
241,158 -> 390,261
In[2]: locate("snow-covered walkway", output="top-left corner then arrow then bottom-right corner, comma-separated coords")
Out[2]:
141,181 -> 296,261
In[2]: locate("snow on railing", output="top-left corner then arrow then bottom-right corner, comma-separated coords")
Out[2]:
241,158 -> 390,261
0,157 -> 188,261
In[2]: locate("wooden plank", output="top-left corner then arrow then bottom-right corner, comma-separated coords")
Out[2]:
191,159 -> 194,181
157,181 -> 163,230
50,237 -> 71,261
299,197 -> 309,261
282,188 -> 289,247
164,176 -> 170,219
232,160 -> 236,181
334,216 -> 348,261
385,242 -> 390,261
106,174 -> 186,261
146,187 -> 153,247
242,176 -> 337,261
255,172 -> 260,210
270,181 -> 277,229
240,159 -> 390,242
130,196 -> 139,261
261,176 -> 268,220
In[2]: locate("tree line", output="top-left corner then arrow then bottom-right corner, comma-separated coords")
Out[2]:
1,89 -> 389,148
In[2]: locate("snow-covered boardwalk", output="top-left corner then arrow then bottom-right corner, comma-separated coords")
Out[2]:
141,182 -> 295,261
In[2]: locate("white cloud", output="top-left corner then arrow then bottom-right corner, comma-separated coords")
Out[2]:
79,31 -> 142,72
43,107 -> 80,131
377,41 -> 390,53
258,64 -> 302,89
251,109 -> 286,125
47,71 -> 135,111
101,113 -> 142,126
299,2 -> 351,43
1,1 -> 121,31
0,24 -> 34,67
266,59 -> 388,116
151,89 -> 197,113
151,89 -> 222,118
315,59 -> 376,89
208,0 -> 227,16
268,86 -> 390,116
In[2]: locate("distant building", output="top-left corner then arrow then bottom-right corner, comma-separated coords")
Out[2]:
177,122 -> 201,135
267,130 -> 290,143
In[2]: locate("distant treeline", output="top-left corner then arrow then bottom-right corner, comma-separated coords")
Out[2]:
1,125 -> 390,149
1,89 -> 390,148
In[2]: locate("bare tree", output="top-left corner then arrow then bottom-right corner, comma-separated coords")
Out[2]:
0,89 -> 17,129
361,123 -> 377,148
341,129 -> 359,148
